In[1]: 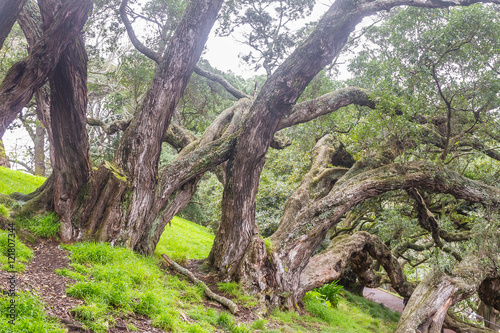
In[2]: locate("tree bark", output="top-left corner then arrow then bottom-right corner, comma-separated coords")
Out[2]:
395,258 -> 498,333
0,0 -> 27,50
0,0 -> 92,137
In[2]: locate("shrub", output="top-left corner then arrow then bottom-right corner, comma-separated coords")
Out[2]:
315,279 -> 344,308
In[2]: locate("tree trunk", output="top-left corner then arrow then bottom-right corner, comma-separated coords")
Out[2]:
395,258 -> 498,333
33,121 -> 45,176
0,140 -> 10,168
0,0 -> 92,137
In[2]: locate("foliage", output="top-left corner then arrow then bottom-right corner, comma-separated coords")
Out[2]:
0,167 -> 45,195
16,213 -> 60,238
0,229 -> 33,272
0,290 -> 65,333
217,0 -> 316,75
314,280 -> 344,308
0,204 -> 9,217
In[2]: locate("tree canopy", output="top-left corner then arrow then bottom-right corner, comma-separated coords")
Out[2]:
1,0 -> 500,332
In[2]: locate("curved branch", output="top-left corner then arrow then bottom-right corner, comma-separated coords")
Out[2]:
119,0 -> 161,63
277,87 -> 375,131
194,65 -> 250,100
299,231 -> 413,297
86,117 -> 131,135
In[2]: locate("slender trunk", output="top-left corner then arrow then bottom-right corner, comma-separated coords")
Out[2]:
0,140 -> 10,168
0,0 -> 27,50
33,120 -> 45,176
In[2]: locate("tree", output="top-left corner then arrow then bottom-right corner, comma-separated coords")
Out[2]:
1,1 -> 500,332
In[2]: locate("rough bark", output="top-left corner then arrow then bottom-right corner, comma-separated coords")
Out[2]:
444,312 -> 496,333
0,0 -> 27,50
207,0 -> 500,285
395,258 -> 498,333
0,0 -> 92,137
299,231 -> 413,298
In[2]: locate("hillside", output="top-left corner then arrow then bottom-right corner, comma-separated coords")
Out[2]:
0,168 -> 400,332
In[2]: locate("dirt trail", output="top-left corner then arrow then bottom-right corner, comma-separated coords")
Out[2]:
363,287 -> 455,333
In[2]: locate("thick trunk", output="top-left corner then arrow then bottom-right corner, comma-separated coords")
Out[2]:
34,0 -> 91,242
103,0 -> 223,251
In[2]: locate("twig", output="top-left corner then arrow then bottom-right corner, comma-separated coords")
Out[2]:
160,254 -> 239,314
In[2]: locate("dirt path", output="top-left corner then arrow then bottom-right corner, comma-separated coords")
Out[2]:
0,240 -> 165,333
363,287 -> 455,333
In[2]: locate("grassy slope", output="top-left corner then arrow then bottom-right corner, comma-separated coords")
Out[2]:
155,216 -> 399,332
0,168 -> 400,332
0,167 -> 45,195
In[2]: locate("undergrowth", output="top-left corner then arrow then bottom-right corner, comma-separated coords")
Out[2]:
0,290 -> 65,332
16,213 -> 60,238
58,242 -> 250,333
0,229 -> 33,272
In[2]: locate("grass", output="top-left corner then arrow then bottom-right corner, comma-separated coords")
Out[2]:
0,166 -> 45,195
0,229 -> 33,272
16,213 -> 60,238
0,290 -> 65,332
300,290 -> 400,333
58,242 -> 225,332
155,216 -> 214,263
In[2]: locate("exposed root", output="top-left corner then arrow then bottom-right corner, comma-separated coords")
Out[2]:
160,254 -> 239,314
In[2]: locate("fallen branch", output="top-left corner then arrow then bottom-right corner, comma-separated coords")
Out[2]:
160,254 -> 238,314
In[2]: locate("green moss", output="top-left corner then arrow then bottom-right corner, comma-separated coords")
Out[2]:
264,237 -> 275,256
103,161 -> 127,182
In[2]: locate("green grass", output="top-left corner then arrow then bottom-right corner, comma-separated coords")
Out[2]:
0,229 -> 33,272
300,290 -> 400,333
155,216 -> 214,263
59,242 -> 222,332
59,218 -> 399,333
0,167 -> 45,195
217,282 -> 258,307
0,290 -> 65,332
16,213 -> 60,238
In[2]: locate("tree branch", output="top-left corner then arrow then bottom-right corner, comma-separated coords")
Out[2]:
277,87 -> 375,131
194,65 -> 250,100
119,0 -> 161,63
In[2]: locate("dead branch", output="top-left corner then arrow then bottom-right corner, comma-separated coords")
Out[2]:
160,254 -> 239,314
